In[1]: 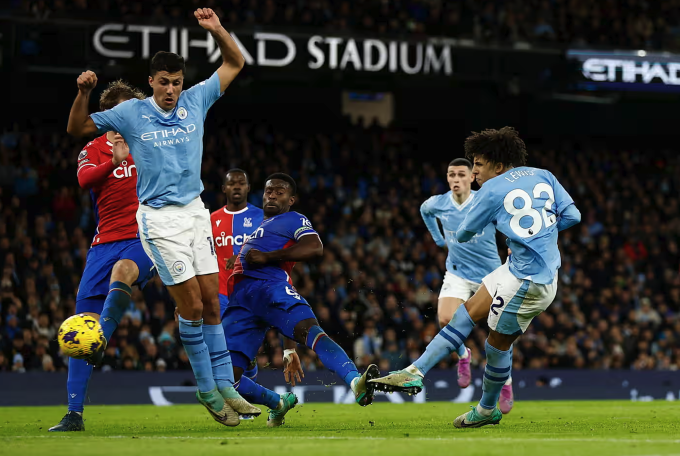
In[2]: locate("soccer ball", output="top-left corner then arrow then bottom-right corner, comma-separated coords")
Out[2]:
57,314 -> 105,359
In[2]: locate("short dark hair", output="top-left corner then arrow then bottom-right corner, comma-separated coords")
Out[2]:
150,51 -> 186,77
448,158 -> 472,170
464,126 -> 528,168
99,80 -> 145,111
266,173 -> 297,196
225,168 -> 249,185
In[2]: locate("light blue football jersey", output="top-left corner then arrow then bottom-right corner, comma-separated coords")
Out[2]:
421,190 -> 501,283
457,167 -> 579,285
90,72 -> 223,208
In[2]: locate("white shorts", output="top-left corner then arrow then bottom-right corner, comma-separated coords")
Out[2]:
439,271 -> 480,301
483,262 -> 557,335
137,197 -> 219,286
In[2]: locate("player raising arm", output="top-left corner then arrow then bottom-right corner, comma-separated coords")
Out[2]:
66,8 -> 260,426
421,158 -> 513,413
223,174 -> 379,427
371,127 -> 581,428
50,82 -> 156,432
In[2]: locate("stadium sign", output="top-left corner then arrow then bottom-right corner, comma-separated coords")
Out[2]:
92,24 -> 452,76
568,49 -> 680,92
3,370 -> 680,406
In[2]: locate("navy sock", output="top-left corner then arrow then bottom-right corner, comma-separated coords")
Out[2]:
234,376 -> 280,409
244,363 -> 258,382
414,304 -> 475,375
178,316 -> 216,393
67,357 -> 93,413
100,281 -> 132,342
480,340 -> 512,410
306,325 -> 359,387
202,324 -> 234,390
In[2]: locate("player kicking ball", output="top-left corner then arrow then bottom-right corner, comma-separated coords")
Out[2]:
370,127 -> 580,428
224,173 -> 379,427
50,82 -> 155,432
67,8 -> 260,426
421,158 -> 513,413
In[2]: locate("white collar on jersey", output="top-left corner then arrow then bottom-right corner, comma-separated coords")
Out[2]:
450,192 -> 474,211
148,96 -> 176,118
224,206 -> 249,215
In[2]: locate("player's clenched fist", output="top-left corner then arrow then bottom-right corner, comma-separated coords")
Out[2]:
194,8 -> 221,31
111,133 -> 130,166
244,249 -> 269,265
77,70 -> 97,94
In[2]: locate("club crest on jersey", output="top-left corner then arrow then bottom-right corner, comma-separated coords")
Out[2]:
178,107 -> 188,120
243,217 -> 252,228
172,261 -> 186,275
78,150 -> 88,160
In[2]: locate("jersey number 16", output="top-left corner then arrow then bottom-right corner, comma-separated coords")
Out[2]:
503,183 -> 556,238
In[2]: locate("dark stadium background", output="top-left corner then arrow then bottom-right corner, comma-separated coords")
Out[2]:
2,2 -> 680,394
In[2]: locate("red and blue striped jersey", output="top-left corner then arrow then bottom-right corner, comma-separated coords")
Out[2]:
210,204 -> 264,296
228,211 -> 318,293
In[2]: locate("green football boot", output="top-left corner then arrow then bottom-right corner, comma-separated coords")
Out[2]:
453,406 -> 503,428
368,368 -> 423,395
267,392 -> 298,428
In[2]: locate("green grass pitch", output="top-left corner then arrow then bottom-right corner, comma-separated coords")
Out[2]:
2,401 -> 679,456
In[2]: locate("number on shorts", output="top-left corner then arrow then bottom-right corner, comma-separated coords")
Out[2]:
490,296 -> 504,316
503,183 -> 556,238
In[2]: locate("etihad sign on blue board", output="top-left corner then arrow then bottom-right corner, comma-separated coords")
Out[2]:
569,49 -> 680,86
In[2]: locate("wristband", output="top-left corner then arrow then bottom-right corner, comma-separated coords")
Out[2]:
283,349 -> 296,364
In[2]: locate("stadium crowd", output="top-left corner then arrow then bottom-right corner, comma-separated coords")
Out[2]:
0,118 -> 679,376
7,0 -> 680,51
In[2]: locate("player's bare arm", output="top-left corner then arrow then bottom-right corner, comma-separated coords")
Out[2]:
67,71 -> 99,137
245,235 -> 323,265
195,8 -> 245,92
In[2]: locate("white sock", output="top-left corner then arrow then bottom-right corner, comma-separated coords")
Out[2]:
459,347 -> 470,359
405,364 -> 424,377
476,404 -> 493,416
505,377 -> 512,386
350,377 -> 358,393
275,398 -> 284,410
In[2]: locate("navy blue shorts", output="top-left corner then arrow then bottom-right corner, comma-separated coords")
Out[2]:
223,277 -> 316,370
76,238 -> 156,314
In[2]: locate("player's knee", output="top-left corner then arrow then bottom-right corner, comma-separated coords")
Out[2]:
232,366 -> 244,383
488,330 -> 516,352
292,319 -> 315,345
202,298 -> 221,322
111,259 -> 139,285
438,314 -> 451,329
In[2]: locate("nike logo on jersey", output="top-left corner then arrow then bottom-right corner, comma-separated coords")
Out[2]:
216,220 -> 221,227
